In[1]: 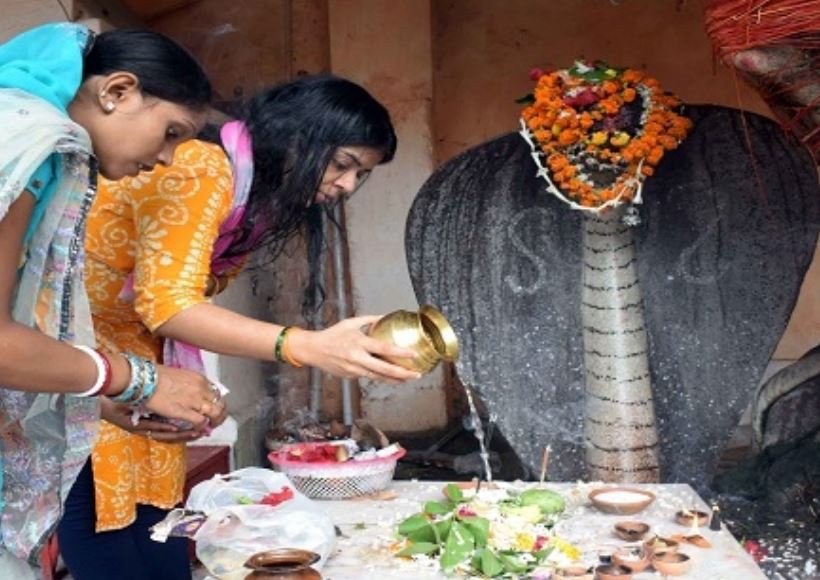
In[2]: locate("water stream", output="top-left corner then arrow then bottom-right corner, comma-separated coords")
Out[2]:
462,382 -> 493,483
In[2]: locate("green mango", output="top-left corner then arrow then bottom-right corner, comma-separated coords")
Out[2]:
518,489 -> 566,515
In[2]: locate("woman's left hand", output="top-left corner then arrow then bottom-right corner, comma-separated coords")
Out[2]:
100,397 -> 206,443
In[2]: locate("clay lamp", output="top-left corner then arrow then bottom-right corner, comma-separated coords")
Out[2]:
643,535 -> 680,556
612,545 -> 652,573
594,563 -> 633,580
552,565 -> 594,580
651,551 -> 692,577
613,521 -> 650,542
672,509 -> 712,548
675,509 -> 709,527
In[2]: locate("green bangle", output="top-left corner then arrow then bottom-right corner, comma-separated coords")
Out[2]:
274,326 -> 292,362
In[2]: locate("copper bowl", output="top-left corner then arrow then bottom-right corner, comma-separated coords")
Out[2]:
588,487 -> 655,515
553,565 -> 594,580
367,304 -> 459,373
594,564 -> 633,580
675,509 -> 709,527
612,546 -> 651,573
651,551 -> 692,576
613,521 -> 650,542
244,548 -> 321,579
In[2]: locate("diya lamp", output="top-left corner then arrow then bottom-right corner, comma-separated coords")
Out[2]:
675,508 -> 709,528
553,565 -> 593,580
651,551 -> 692,577
613,521 -> 650,542
643,535 -> 680,556
612,545 -> 651,573
673,506 -> 711,548
594,563 -> 633,580
367,304 -> 459,373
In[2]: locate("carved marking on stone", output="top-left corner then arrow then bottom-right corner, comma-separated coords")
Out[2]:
504,207 -> 551,295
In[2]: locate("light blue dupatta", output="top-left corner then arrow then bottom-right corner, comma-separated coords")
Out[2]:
0,23 -> 100,563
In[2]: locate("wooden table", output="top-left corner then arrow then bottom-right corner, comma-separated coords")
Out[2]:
316,480 -> 766,579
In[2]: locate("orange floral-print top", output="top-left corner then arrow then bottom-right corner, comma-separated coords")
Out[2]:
84,140 -> 233,531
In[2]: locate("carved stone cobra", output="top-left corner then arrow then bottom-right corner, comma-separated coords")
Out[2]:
406,105 -> 820,488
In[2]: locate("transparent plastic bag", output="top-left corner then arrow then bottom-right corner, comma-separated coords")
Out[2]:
185,468 -> 335,580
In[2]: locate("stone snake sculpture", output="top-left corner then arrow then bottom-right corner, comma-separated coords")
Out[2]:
405,105 -> 820,489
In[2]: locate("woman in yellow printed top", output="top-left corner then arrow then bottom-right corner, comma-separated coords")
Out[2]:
57,75 -> 420,580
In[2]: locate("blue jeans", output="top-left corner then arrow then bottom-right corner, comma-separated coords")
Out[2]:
57,460 -> 191,580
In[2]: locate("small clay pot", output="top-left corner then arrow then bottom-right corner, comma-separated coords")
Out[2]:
244,548 -> 322,580
612,546 -> 651,573
613,521 -> 650,542
675,509 -> 709,527
553,564 -> 594,580
594,563 -> 633,580
651,551 -> 692,576
245,571 -> 321,580
643,536 -> 680,556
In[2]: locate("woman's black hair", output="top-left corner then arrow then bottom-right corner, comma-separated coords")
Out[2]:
82,28 -> 211,109
217,75 -> 397,265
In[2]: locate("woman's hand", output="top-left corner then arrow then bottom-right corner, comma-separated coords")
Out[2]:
100,397 -> 204,443
143,365 -> 228,428
287,315 -> 422,383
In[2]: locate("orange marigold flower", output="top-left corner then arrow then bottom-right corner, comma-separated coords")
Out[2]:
622,69 -> 643,83
641,165 -> 655,176
622,88 -> 637,103
658,135 -> 678,149
547,154 -> 568,170
533,130 -> 551,143
644,122 -> 663,135
558,129 -> 579,146
562,165 -> 577,178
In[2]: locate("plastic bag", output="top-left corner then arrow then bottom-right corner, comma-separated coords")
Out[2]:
186,468 -> 335,580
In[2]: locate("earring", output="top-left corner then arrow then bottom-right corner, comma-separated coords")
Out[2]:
104,102 -> 115,112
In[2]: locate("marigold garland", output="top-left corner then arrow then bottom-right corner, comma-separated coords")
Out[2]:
519,61 -> 693,213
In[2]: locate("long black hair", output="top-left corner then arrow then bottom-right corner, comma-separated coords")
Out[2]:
83,28 -> 211,109
216,75 -> 397,262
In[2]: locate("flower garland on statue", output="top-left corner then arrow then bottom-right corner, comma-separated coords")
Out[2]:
519,61 -> 693,222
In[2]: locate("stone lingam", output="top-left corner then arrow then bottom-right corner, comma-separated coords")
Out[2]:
406,75 -> 820,490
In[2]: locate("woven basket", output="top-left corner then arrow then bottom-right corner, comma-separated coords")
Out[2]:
268,443 -> 405,500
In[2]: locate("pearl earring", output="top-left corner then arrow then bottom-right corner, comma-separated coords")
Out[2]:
105,102 -> 115,112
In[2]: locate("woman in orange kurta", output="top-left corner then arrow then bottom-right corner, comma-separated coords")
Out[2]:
58,76 -> 420,580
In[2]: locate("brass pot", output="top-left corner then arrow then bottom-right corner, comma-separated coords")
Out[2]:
367,304 -> 459,373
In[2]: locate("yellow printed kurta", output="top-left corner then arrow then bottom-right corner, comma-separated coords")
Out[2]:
84,140 -> 234,531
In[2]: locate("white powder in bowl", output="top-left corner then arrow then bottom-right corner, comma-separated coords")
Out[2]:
594,490 -> 651,504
